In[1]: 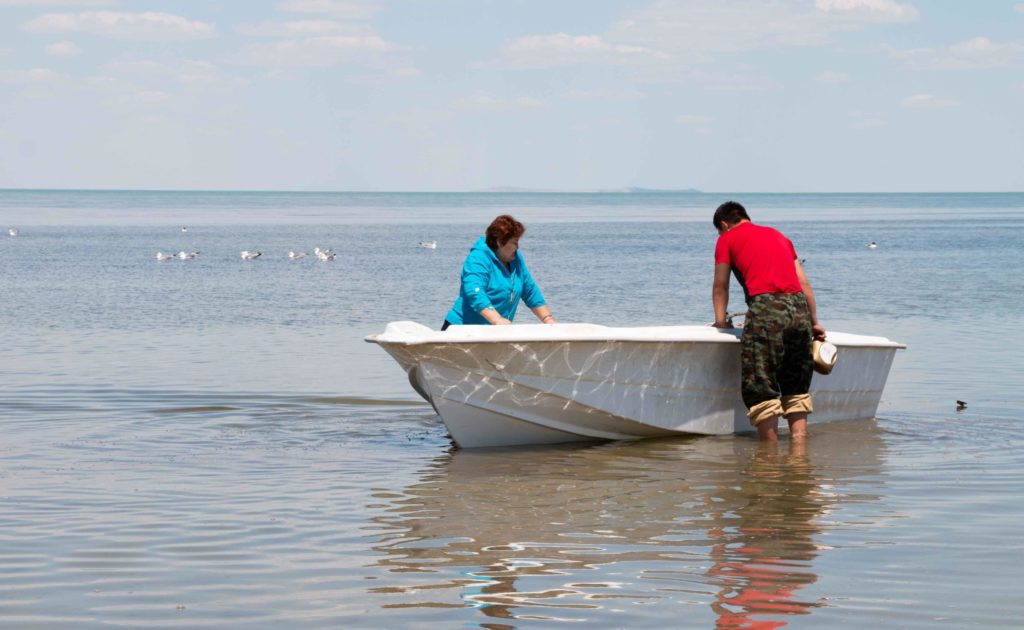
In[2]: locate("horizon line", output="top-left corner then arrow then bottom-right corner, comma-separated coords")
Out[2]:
1,187 -> 1022,195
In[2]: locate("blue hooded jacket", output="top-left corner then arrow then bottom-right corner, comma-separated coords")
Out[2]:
445,237 -> 546,325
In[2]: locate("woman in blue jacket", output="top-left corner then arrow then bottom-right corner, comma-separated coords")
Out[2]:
443,215 -> 556,329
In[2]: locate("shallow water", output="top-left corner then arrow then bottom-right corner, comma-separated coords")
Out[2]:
1,191 -> 1023,627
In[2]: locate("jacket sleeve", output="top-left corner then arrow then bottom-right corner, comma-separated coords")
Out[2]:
520,260 -> 546,308
461,250 -> 495,313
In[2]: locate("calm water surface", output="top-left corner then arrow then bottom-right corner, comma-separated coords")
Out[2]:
1,191 -> 1022,628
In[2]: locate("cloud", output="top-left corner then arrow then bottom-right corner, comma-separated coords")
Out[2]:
887,36 -> 1024,69
688,67 -> 776,91
229,34 -> 401,67
478,1 -> 919,80
675,114 -> 712,125
45,40 -> 81,56
235,20 -> 367,38
0,0 -> 113,5
815,0 -> 918,21
676,113 -> 712,134
0,67 -> 67,83
816,70 -> 850,84
456,94 -> 543,110
849,112 -> 886,128
104,57 -> 232,85
276,0 -> 376,20
488,33 -> 665,69
23,11 -> 216,41
558,88 -> 647,101
114,89 -> 170,106
608,0 -> 918,62
901,93 -> 958,109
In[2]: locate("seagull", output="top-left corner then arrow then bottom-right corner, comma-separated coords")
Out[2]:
181,226 -> 188,233
419,240 -> 437,249
956,400 -> 967,411
8,228 -> 17,237
156,252 -> 175,261
178,251 -> 199,260
867,241 -> 878,249
288,251 -> 307,259
240,250 -> 262,260
314,247 -> 335,261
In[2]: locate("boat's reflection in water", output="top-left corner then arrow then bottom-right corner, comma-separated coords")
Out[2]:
368,421 -> 885,627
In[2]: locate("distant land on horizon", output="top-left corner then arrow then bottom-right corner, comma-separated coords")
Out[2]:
474,186 -> 703,194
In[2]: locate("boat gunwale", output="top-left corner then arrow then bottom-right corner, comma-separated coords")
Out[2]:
366,334 -> 907,350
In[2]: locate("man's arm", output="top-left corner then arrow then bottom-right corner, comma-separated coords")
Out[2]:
712,263 -> 731,328
794,259 -> 826,340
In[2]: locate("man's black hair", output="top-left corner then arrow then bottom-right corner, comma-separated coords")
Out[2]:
713,201 -> 750,229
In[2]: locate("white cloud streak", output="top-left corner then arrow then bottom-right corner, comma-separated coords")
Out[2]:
0,67 -> 67,83
490,33 -> 666,70
816,70 -> 850,84
229,35 -> 400,67
235,20 -> 368,38
45,40 -> 81,56
114,89 -> 169,107
902,93 -> 958,109
480,1 -> 919,79
23,11 -> 216,41
675,114 -> 712,125
849,112 -> 886,128
0,0 -> 112,5
888,36 -> 1024,69
103,58 -> 231,85
276,0 -> 376,20
456,94 -> 543,110
815,0 -> 918,20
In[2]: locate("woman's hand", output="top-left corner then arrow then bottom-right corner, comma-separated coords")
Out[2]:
495,317 -> 512,325
812,323 -> 826,341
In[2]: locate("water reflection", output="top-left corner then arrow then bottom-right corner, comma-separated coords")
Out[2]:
708,441 -> 821,628
367,422 -> 885,627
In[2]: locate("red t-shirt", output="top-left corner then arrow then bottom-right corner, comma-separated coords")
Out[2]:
714,222 -> 802,300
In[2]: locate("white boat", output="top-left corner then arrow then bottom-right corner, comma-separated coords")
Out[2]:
366,321 -> 905,448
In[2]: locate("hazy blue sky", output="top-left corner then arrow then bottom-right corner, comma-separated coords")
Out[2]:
1,0 -> 1021,191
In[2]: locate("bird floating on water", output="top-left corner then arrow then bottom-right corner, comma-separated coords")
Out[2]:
177,251 -> 199,260
419,240 -> 437,249
240,250 -> 262,260
181,226 -> 188,233
156,252 -> 175,261
314,247 -> 335,261
8,228 -> 17,237
288,251 -> 307,259
867,241 -> 878,249
956,400 -> 967,411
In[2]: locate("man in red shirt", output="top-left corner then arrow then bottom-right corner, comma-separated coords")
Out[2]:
712,201 -> 826,441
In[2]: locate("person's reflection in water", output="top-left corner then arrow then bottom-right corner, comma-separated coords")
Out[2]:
708,440 -> 823,629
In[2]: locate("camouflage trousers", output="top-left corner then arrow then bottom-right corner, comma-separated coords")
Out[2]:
740,292 -> 814,412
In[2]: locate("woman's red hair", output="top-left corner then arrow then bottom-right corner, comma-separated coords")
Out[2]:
485,214 -> 525,250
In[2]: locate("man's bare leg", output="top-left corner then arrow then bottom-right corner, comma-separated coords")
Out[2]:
786,413 -> 808,441
757,416 -> 780,441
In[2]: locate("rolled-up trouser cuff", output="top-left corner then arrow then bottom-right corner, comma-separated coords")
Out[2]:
747,399 -> 783,426
781,393 -> 813,416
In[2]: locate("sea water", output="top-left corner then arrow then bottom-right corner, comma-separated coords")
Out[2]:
1,190 -> 1022,628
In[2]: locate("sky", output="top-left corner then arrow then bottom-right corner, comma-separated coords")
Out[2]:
0,0 -> 1022,192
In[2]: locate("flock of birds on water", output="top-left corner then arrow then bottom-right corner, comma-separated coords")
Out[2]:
6,226 -> 439,260
9,225 -> 873,253
154,246 -> 340,262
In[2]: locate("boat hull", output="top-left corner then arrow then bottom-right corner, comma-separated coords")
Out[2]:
369,322 -> 902,448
